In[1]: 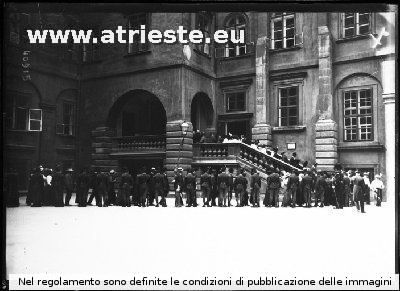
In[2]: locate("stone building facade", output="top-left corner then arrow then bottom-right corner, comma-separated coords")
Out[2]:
3,6 -> 396,200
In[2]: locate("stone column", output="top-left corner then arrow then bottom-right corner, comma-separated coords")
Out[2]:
165,120 -> 193,190
91,126 -> 118,172
381,59 -> 395,203
252,14 -> 272,146
315,23 -> 338,171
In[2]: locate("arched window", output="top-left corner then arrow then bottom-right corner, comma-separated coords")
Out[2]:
195,12 -> 212,55
224,13 -> 247,57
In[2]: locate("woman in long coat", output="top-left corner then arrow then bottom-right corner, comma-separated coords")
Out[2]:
30,167 -> 45,207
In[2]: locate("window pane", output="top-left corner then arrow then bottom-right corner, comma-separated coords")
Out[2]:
29,120 -> 41,131
29,109 -> 42,120
359,25 -> 370,35
274,40 -> 283,49
280,97 -> 287,106
274,30 -> 283,40
289,107 -> 297,117
344,28 -> 355,38
15,107 -> 28,130
289,86 -> 297,96
274,19 -> 283,30
289,116 -> 297,126
286,27 -> 295,38
358,13 -> 370,25
288,96 -> 297,106
280,88 -> 288,98
285,17 -> 294,27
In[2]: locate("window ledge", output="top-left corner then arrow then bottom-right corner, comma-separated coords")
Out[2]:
56,133 -> 75,137
338,142 -> 385,151
272,125 -> 306,133
6,129 -> 41,134
123,50 -> 151,58
193,49 -> 211,59
269,45 -> 302,53
336,34 -> 373,44
218,53 -> 255,61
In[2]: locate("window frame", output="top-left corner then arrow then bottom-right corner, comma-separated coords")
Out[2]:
277,85 -> 299,127
224,13 -> 248,58
56,101 -> 75,136
195,12 -> 212,56
82,27 -> 101,63
342,87 -> 374,142
28,109 -> 42,131
225,91 -> 247,113
126,13 -> 150,55
340,12 -> 373,39
270,12 -> 297,50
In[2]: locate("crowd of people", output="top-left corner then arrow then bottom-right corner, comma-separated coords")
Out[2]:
5,162 -> 385,213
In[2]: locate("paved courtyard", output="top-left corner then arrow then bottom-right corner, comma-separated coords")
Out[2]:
6,197 -> 396,279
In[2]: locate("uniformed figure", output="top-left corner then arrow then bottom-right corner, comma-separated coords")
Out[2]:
76,168 -> 90,207
118,168 -> 132,207
343,172 -> 352,207
227,167 -> 234,207
353,171 -> 366,213
64,168 -> 75,206
108,169 -> 117,206
137,167 -> 150,207
185,169 -> 197,207
301,171 -> 314,208
314,171 -> 327,207
52,166 -> 65,207
200,168 -> 212,207
210,169 -> 218,206
250,168 -> 261,207
332,164 -> 345,209
286,169 -> 300,208
234,169 -> 247,207
217,167 -> 229,207
173,168 -> 184,207
30,166 -> 45,207
153,168 -> 165,207
5,168 -> 19,207
370,174 -> 384,207
267,170 -> 281,207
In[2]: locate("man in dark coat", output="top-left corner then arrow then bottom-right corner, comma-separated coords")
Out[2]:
185,169 -> 197,207
250,168 -> 261,207
332,164 -> 345,209
95,171 -> 109,207
227,167 -> 234,207
86,169 -> 98,206
286,169 -> 300,208
301,170 -> 314,208
173,168 -> 184,207
137,167 -> 150,207
200,168 -> 212,207
210,169 -> 218,206
217,167 -> 230,207
118,168 -> 132,207
5,168 -> 19,207
314,171 -> 327,207
30,166 -> 45,207
153,168 -> 166,207
234,169 -> 247,207
267,170 -> 281,207
52,166 -> 65,207
148,167 -> 156,206
353,170 -> 366,213
161,167 -> 169,207
343,172 -> 352,207
108,169 -> 117,206
64,168 -> 75,206
77,168 -> 90,207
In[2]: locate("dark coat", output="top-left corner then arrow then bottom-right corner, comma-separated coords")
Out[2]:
30,172 -> 44,206
286,173 -> 299,190
52,172 -> 65,207
267,173 -> 281,189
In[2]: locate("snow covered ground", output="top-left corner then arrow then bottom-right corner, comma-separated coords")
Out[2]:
6,197 -> 396,280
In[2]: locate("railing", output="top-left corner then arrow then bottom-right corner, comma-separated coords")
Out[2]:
193,142 -> 302,173
112,135 -> 166,152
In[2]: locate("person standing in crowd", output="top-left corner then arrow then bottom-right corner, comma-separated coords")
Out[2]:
153,168 -> 165,207
64,168 -> 75,206
301,170 -> 314,208
42,168 -> 53,206
173,167 -> 184,207
363,172 -> 371,205
5,167 -> 19,207
286,169 -> 299,208
52,166 -> 65,207
343,171 -> 352,207
26,167 -> 35,206
370,174 -> 384,207
210,168 -> 218,206
314,171 -> 327,207
217,167 -> 229,207
200,167 -> 212,207
333,164 -> 345,209
137,167 -> 150,207
281,152 -> 289,164
353,170 -> 366,213
161,167 -> 169,207
118,168 -> 132,207
281,171 -> 290,207
267,169 -> 281,207
76,168 -> 90,207
108,169 -> 117,206
86,169 -> 98,206
185,168 -> 197,207
30,166 -> 45,207
96,171 -> 109,207
250,168 -> 261,207
324,173 -> 334,206
228,167 -> 234,207
148,167 -> 156,206
289,152 -> 297,166
234,168 -> 247,207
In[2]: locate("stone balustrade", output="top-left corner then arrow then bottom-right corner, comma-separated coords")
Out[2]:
112,135 -> 166,152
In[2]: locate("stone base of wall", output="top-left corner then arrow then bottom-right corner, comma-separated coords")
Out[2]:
252,123 -> 272,146
315,119 -> 338,171
91,127 -> 118,173
165,120 -> 193,190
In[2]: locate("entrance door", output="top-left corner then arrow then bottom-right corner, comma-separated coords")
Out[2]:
227,120 -> 248,138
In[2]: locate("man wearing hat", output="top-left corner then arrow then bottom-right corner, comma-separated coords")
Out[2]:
301,170 -> 314,208
30,166 -> 45,207
147,167 -> 157,206
363,172 -> 371,205
234,168 -> 247,207
200,167 -> 212,207
227,167 -> 235,207
118,167 -> 132,207
173,167 -> 184,207
250,168 -> 261,207
64,168 -> 75,206
108,169 -> 117,206
370,174 -> 384,206
184,168 -> 197,207
286,169 -> 300,207
289,152 -> 297,166
353,170 -> 366,213
76,168 -> 90,207
137,167 -> 150,207
343,171 -> 352,207
267,168 -> 281,207
217,167 -> 230,207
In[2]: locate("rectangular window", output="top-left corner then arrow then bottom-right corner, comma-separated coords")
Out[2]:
271,13 -> 298,49
278,86 -> 298,126
56,102 -> 74,135
343,88 -> 373,141
7,93 -> 41,131
127,13 -> 149,54
342,13 -> 371,38
196,13 -> 211,55
82,28 -> 100,63
28,109 -> 42,131
226,92 -> 246,112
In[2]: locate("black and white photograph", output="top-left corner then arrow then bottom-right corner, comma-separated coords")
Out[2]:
2,1 -> 398,290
